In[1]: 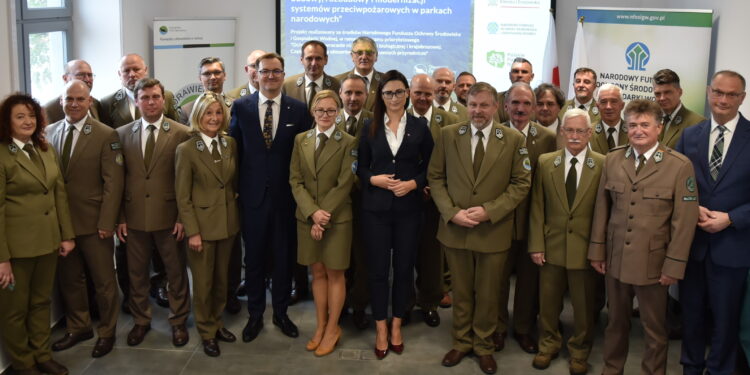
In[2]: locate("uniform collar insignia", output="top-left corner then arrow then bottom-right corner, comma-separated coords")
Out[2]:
435,114 -> 442,123
296,76 -> 304,86
621,124 -> 628,133
519,147 -> 528,155
567,104 -> 574,110
495,128 -> 503,139
586,157 -> 595,169
451,105 -> 458,113
334,131 -> 342,141
324,77 -> 331,87
220,137 -> 227,148
595,123 -> 603,134
8,143 -> 18,154
132,121 -> 141,133
674,116 -> 682,125
654,151 -> 664,163
373,72 -> 381,81
553,155 -> 562,166
115,89 -> 125,101
335,115 -> 342,124
82,124 -> 92,135
196,139 -> 205,152
240,88 -> 247,96
162,121 -> 170,132
458,125 -> 468,135
529,125 -> 537,137
591,106 -> 599,115
306,129 -> 314,138
625,146 -> 633,159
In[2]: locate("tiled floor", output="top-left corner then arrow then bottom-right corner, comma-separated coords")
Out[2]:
4,284 -> 685,374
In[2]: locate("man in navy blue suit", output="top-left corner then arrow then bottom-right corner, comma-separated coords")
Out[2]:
676,70 -> 749,375
229,52 -> 312,342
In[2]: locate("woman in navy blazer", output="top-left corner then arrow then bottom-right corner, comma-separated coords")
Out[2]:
357,70 -> 434,359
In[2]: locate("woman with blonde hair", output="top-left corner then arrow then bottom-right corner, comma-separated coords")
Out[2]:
175,92 -> 239,357
290,89 -> 356,356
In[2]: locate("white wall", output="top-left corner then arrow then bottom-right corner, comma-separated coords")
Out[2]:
556,0 -> 750,115
0,1 -> 16,97
72,0 -> 122,99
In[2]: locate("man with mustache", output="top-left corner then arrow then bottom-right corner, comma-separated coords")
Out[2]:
559,67 -> 600,125
495,58 -> 535,124
495,82 -> 557,354
432,67 -> 469,122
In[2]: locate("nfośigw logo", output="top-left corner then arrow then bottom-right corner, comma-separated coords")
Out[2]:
159,26 -> 168,35
625,42 -> 650,71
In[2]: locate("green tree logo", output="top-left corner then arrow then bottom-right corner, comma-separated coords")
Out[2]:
487,51 -> 505,68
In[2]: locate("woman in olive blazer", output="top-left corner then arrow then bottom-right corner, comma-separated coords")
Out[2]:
290,90 -> 356,357
175,92 -> 239,357
0,93 -> 75,375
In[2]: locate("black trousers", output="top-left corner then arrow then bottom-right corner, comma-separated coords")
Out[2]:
363,209 -> 420,321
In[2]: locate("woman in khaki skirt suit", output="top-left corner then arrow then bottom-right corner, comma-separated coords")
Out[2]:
289,90 -> 357,357
0,93 -> 75,375
175,92 -> 239,357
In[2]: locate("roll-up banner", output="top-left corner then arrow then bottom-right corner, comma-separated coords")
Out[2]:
577,7 -> 712,114
153,18 -> 236,116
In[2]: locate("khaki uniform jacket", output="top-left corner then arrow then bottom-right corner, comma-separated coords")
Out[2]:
116,118 -> 191,232
528,149 -> 605,269
175,133 -> 239,241
503,121 -> 557,240
44,96 -> 102,125
660,105 -> 705,149
407,106 -> 459,141
290,128 -> 357,225
436,99 -> 469,123
588,145 -> 699,285
226,84 -> 253,101
46,117 -> 124,236
281,73 -> 341,107
559,99 -> 601,126
428,121 -> 532,253
334,109 -> 373,142
334,69 -> 382,112
100,88 -> 180,128
589,120 -> 628,155
0,142 -> 75,261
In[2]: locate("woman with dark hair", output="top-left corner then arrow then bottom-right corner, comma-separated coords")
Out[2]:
289,90 -> 356,357
175,92 -> 239,357
357,70 -> 434,359
0,93 -> 75,375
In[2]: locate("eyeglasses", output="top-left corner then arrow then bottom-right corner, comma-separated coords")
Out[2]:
200,70 -> 225,77
258,69 -> 284,77
72,73 -> 95,79
709,88 -> 744,99
313,109 -> 338,117
561,127 -> 590,135
352,50 -> 375,57
382,89 -> 407,99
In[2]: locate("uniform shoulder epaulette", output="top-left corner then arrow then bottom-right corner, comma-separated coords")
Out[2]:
610,144 -> 629,151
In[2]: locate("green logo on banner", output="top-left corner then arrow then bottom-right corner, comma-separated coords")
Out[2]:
487,51 -> 505,68
625,42 -> 650,71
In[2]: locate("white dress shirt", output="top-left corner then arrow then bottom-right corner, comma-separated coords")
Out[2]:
470,122 -> 492,161
315,125 -> 336,149
199,132 -> 221,156
384,112 -> 407,156
413,106 -> 433,128
140,114 -> 164,156
633,143 -> 659,169
60,115 -> 88,156
708,113 -> 739,161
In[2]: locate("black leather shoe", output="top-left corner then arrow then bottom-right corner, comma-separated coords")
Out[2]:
422,310 -> 440,327
242,317 -> 263,342
127,324 -> 151,346
215,327 -> 236,343
35,360 -> 68,375
352,310 -> 370,330
202,339 -> 220,357
172,324 -> 189,347
91,337 -> 115,358
272,314 -> 299,338
155,287 -> 169,308
52,330 -> 94,351
225,295 -> 241,314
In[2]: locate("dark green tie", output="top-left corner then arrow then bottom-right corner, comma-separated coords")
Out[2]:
566,157 -> 578,207
143,124 -> 156,169
23,144 -> 45,178
473,131 -> 485,178
607,127 -> 616,150
346,115 -> 357,136
211,139 -> 222,169
307,82 -> 317,109
61,124 -> 75,172
315,133 -> 328,165
659,114 -> 671,142
636,154 -> 647,175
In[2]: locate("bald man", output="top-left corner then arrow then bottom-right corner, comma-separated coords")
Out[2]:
227,49 -> 266,100
44,60 -> 102,124
432,67 -> 469,122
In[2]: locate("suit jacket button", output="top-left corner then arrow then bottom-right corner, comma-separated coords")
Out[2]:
220,185 -> 224,189
626,241 -> 630,245
568,229 -> 573,234
392,159 -> 396,163
473,191 -> 477,195
629,215 -> 634,219
627,228 -> 632,232
632,187 -> 637,192
146,194 -> 150,198
569,216 -> 573,220
146,176 -> 150,180
631,202 -> 635,205
45,211 -> 49,215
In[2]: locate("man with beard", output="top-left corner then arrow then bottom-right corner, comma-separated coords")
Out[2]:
432,67 -> 468,122
455,72 -> 476,107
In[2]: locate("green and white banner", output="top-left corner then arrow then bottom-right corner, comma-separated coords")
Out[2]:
577,7 -> 712,114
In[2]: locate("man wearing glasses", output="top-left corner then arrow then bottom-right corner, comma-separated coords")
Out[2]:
528,108 -> 604,375
229,53 -> 312,343
44,59 -> 102,124
178,57 -> 234,125
335,36 -> 382,111
677,70 -> 750,375
227,50 -> 266,100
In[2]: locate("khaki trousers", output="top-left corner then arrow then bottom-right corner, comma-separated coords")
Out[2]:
188,236 -> 235,340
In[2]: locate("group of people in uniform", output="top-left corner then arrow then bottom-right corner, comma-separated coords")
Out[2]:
0,34 -> 748,375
